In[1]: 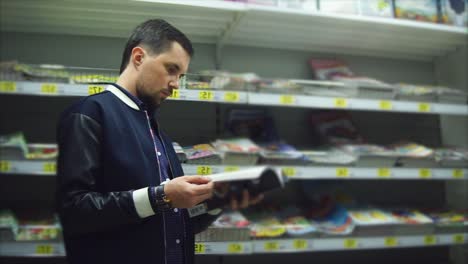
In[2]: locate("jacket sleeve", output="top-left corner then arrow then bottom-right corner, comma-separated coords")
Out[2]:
56,113 -> 141,237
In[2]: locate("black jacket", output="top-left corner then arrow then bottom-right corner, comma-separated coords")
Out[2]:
56,84 -> 218,264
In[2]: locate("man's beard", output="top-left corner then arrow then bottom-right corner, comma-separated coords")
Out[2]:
136,90 -> 160,112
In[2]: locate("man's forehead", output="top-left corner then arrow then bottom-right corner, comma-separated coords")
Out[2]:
160,42 -> 190,72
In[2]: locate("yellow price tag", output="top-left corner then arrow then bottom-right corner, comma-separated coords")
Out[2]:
197,166 -> 212,175
227,243 -> 243,253
88,85 -> 105,95
194,243 -> 206,254
36,244 -> 54,254
418,103 -> 431,112
378,168 -> 391,178
419,168 -> 432,179
224,166 -> 239,172
453,234 -> 464,244
379,100 -> 393,110
169,89 -> 180,99
336,167 -> 349,178
199,91 -> 214,101
43,163 -> 56,174
41,83 -> 58,94
282,167 -> 296,177
293,239 -> 308,250
334,98 -> 348,108
384,237 -> 398,247
0,81 -> 17,92
224,92 -> 240,102
424,235 -> 437,245
343,239 -> 358,249
280,95 -> 295,105
453,169 -> 464,179
0,161 -> 11,173
264,241 -> 279,251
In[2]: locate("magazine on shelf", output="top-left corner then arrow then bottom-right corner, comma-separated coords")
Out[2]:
188,166 -> 286,217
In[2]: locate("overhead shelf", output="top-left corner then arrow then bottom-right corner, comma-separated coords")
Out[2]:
1,233 -> 466,256
2,161 -> 466,180
1,0 -> 466,61
1,81 -> 467,115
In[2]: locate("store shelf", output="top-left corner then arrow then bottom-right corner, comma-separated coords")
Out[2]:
2,81 -> 467,115
183,165 -> 468,180
0,241 -> 65,257
248,92 -> 468,116
250,233 -> 468,253
2,233 -> 466,256
1,161 -> 466,180
1,0 -> 467,61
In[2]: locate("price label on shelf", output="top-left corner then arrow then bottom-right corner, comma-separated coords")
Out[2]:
88,85 -> 105,95
279,95 -> 295,105
418,103 -> 431,113
43,162 -> 57,174
194,243 -> 206,254
224,92 -> 240,102
377,168 -> 391,178
336,167 -> 349,178
41,83 -> 58,94
334,98 -> 348,108
282,167 -> 296,177
199,91 -> 214,101
36,244 -> 54,254
343,239 -> 358,249
0,161 -> 11,173
379,100 -> 393,110
384,237 -> 398,247
227,243 -> 244,253
224,166 -> 239,172
169,89 -> 180,99
453,234 -> 464,244
264,241 -> 280,251
419,168 -> 432,179
293,239 -> 308,250
197,166 -> 212,175
424,235 -> 437,245
452,169 -> 464,179
0,81 -> 17,93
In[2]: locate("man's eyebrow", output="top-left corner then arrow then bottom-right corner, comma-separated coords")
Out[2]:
166,62 -> 181,72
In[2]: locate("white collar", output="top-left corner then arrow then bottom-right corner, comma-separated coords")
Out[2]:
106,85 -> 140,110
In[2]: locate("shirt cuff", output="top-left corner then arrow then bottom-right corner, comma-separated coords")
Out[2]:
132,187 -> 155,218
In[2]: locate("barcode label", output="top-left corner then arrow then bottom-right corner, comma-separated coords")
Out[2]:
188,203 -> 207,218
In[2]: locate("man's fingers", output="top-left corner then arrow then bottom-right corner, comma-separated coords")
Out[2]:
184,175 -> 212,185
250,193 -> 264,205
190,181 -> 214,195
193,191 -> 213,205
230,196 -> 238,210
240,190 -> 249,209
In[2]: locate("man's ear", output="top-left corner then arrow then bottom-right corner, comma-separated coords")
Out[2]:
131,46 -> 145,68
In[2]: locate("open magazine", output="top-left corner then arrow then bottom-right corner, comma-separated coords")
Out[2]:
188,166 -> 286,217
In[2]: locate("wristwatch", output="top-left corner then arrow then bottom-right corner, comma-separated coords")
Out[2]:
148,185 -> 172,212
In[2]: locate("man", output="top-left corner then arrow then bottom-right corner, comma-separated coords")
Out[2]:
56,19 -> 260,264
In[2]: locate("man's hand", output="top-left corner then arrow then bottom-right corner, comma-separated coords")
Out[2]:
214,183 -> 264,210
163,175 -> 214,208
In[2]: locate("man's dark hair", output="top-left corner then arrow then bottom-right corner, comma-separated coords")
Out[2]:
119,19 -> 194,74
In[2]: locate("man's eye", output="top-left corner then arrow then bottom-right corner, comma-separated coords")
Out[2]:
167,67 -> 177,75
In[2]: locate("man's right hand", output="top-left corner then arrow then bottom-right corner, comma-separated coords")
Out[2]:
163,175 -> 214,208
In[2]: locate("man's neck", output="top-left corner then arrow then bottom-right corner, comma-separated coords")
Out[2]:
116,70 -> 137,98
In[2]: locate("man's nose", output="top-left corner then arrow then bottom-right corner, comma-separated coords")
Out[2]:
169,78 -> 179,89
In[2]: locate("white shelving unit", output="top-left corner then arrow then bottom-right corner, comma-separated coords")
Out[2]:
1,233 -> 466,256
1,0 -> 466,62
1,161 -> 466,180
1,81 -> 467,115
1,0 -> 467,263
